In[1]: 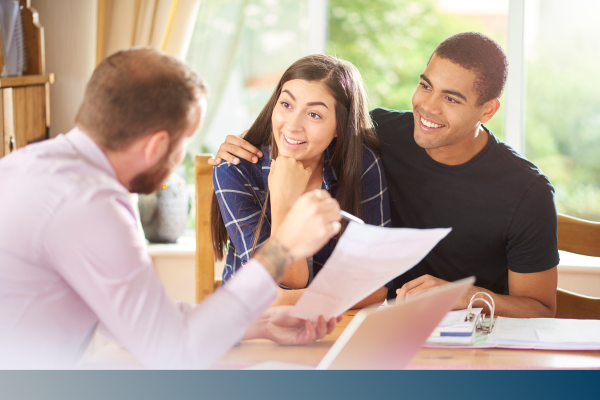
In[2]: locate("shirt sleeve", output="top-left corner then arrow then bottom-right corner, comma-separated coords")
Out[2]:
506,176 -> 560,273
42,187 -> 277,369
213,162 -> 271,261
360,146 -> 391,228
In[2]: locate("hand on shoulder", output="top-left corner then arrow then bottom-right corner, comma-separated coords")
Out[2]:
208,130 -> 262,166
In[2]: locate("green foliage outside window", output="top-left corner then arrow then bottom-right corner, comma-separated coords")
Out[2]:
524,14 -> 600,221
327,0 -> 505,139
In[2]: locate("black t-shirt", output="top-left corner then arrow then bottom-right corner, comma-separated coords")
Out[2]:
371,108 -> 559,297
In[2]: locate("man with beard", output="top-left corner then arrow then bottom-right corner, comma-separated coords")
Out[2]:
0,48 -> 342,369
209,32 -> 559,319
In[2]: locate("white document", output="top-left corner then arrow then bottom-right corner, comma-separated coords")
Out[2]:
433,308 -> 482,333
533,318 -> 600,344
488,317 -> 600,348
487,317 -> 538,344
291,222 -> 451,321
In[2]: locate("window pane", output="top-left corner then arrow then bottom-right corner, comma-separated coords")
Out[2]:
328,0 -> 509,139
186,0 -> 325,155
524,0 -> 600,220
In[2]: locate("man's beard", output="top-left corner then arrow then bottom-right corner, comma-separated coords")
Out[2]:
129,150 -> 175,194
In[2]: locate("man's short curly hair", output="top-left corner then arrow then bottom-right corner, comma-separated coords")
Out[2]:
432,32 -> 508,106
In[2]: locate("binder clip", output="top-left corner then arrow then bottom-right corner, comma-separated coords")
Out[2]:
464,292 -> 495,334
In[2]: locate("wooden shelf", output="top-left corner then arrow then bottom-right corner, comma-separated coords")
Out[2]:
0,74 -> 54,88
0,1 -> 52,158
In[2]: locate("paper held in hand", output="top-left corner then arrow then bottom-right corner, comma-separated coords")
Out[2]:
291,222 -> 451,322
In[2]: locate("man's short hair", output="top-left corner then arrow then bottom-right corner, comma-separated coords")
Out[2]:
433,32 -> 508,106
76,48 -> 207,151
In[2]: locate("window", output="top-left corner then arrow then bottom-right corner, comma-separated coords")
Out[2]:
185,0 -> 327,156
328,0 -> 509,139
184,0 -> 600,222
183,0 -> 327,228
523,0 -> 600,221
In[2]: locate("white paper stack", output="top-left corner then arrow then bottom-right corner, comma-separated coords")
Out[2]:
487,317 -> 600,350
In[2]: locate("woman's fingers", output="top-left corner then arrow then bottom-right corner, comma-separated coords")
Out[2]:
270,156 -> 311,180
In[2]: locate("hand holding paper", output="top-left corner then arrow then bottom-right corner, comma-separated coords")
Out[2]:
291,222 -> 451,321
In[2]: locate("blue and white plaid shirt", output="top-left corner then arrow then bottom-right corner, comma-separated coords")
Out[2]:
214,143 -> 391,285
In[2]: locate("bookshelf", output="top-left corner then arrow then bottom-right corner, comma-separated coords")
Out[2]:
0,0 -> 54,158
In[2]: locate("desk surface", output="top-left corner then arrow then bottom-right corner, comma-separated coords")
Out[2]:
84,309 -> 600,370
214,310 -> 600,370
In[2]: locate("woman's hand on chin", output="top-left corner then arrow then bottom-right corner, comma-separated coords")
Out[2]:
269,156 -> 312,222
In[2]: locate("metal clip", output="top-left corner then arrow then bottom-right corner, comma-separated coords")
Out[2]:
464,292 -> 495,334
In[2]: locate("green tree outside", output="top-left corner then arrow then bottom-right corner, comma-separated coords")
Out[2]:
327,0 -> 505,139
524,23 -> 600,221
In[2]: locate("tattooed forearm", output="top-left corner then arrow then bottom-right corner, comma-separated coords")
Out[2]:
253,238 -> 295,282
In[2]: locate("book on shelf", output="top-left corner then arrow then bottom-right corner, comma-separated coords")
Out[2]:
0,0 -> 27,77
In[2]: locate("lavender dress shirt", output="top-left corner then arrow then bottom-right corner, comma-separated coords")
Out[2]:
0,128 -> 277,369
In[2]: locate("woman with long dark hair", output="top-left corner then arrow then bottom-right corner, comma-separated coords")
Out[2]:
211,54 -> 391,306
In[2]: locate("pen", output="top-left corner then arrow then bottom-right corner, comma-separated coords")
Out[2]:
429,332 -> 473,337
340,210 -> 365,225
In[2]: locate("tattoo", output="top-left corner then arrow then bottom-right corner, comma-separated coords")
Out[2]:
253,238 -> 295,281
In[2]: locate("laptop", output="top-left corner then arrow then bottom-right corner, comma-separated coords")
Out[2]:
247,276 -> 475,370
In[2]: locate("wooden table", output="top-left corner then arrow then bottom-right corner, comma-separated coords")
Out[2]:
213,310 -> 600,370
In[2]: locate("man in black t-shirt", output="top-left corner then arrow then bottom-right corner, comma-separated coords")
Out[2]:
372,108 -> 558,317
209,33 -> 558,318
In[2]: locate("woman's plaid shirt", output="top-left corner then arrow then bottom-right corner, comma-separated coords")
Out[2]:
213,144 -> 391,285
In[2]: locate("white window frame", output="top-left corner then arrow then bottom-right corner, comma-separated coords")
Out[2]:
504,0 -> 526,154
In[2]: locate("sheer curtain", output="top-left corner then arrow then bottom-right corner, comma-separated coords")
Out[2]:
185,0 -> 249,154
184,0 -> 327,155
96,0 -> 201,63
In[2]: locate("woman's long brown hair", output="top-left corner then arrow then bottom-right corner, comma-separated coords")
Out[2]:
210,54 -> 379,260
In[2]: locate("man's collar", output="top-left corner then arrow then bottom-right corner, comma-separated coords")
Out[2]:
65,127 -> 118,179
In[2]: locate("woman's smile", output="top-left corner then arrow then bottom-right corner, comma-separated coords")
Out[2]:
282,134 -> 307,147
